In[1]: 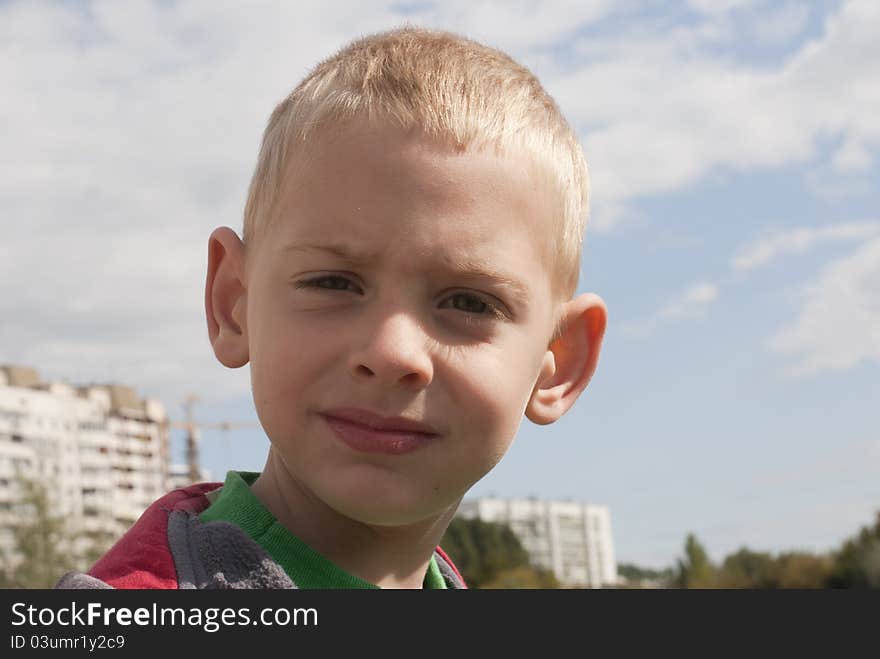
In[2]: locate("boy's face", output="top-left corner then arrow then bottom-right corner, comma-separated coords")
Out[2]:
243,120 -> 564,526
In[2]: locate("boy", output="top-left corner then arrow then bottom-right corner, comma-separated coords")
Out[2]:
57,25 -> 606,589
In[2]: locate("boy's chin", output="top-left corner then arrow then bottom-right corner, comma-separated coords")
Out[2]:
325,490 -> 459,529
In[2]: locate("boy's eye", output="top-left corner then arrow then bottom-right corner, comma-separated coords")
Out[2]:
441,293 -> 507,320
445,293 -> 488,314
455,294 -> 485,313
297,275 -> 359,292
294,277 -> 506,320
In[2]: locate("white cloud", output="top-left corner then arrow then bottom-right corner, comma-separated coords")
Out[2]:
805,168 -> 875,201
768,237 -> 880,375
729,221 -> 880,376
832,137 -> 874,173
398,0 -> 615,52
688,0 -> 757,14
753,3 -> 810,43
732,221 -> 880,271
551,0 -> 880,229
618,213 -> 876,355
622,281 -> 719,337
659,281 -> 720,319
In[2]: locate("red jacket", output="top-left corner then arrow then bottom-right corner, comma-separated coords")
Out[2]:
89,482 -> 221,589
57,483 -> 466,589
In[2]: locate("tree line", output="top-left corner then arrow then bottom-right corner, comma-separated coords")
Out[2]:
622,511 -> 880,589
3,475 -> 876,588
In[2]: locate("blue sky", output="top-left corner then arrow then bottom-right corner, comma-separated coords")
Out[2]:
1,0 -> 877,568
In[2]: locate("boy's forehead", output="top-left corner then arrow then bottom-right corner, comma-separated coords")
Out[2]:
259,119 -> 564,296
277,123 -> 559,232
283,117 -> 559,205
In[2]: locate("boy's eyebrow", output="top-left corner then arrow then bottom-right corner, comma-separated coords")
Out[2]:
283,243 -> 532,306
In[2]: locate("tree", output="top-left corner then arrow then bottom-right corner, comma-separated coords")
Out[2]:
617,563 -> 674,587
441,517 -> 551,588
0,477 -> 110,589
716,547 -> 776,588
714,547 -> 833,588
673,533 -> 715,588
481,565 -> 560,589
827,511 -> 880,589
774,551 -> 833,588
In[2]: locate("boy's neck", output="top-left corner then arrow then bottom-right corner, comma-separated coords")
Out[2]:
250,450 -> 459,589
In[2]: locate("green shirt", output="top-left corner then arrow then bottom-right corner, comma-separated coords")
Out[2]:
199,471 -> 446,589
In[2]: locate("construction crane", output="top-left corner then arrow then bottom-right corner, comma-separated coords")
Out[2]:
169,393 -> 260,483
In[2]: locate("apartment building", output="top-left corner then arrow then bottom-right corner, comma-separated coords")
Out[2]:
0,365 -> 170,566
458,496 -> 617,588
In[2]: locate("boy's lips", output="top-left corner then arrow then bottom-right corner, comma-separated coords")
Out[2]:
319,407 -> 441,455
320,407 -> 439,435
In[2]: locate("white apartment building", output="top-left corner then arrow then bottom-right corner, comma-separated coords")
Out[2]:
458,496 -> 617,588
0,365 -> 170,567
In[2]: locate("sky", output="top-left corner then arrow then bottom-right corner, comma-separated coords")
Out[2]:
1,0 -> 877,569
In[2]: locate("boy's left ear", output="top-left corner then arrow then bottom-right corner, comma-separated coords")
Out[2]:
525,293 -> 607,425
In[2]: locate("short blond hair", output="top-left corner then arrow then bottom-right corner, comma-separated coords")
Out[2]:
243,26 -> 588,299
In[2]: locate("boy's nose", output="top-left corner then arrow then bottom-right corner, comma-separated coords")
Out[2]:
347,312 -> 434,390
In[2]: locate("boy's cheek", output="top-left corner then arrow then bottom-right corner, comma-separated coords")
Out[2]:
453,377 -> 532,451
470,350 -> 539,405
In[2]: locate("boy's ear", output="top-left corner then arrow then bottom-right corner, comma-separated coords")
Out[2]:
525,293 -> 607,425
205,227 -> 249,368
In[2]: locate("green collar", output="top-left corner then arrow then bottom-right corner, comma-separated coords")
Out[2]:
199,471 -> 446,589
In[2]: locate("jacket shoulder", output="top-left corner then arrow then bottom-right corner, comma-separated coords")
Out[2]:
435,546 -> 468,589
87,482 -> 222,589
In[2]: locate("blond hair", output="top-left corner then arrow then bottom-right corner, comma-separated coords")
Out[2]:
243,26 -> 588,299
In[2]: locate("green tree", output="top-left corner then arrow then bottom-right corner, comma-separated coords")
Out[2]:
715,547 -> 833,588
774,551 -> 833,588
617,563 -> 674,587
0,477 -> 111,589
828,511 -> 880,589
673,533 -> 716,588
716,547 -> 776,588
441,517 -> 550,588
481,565 -> 560,589
0,478 -> 77,588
